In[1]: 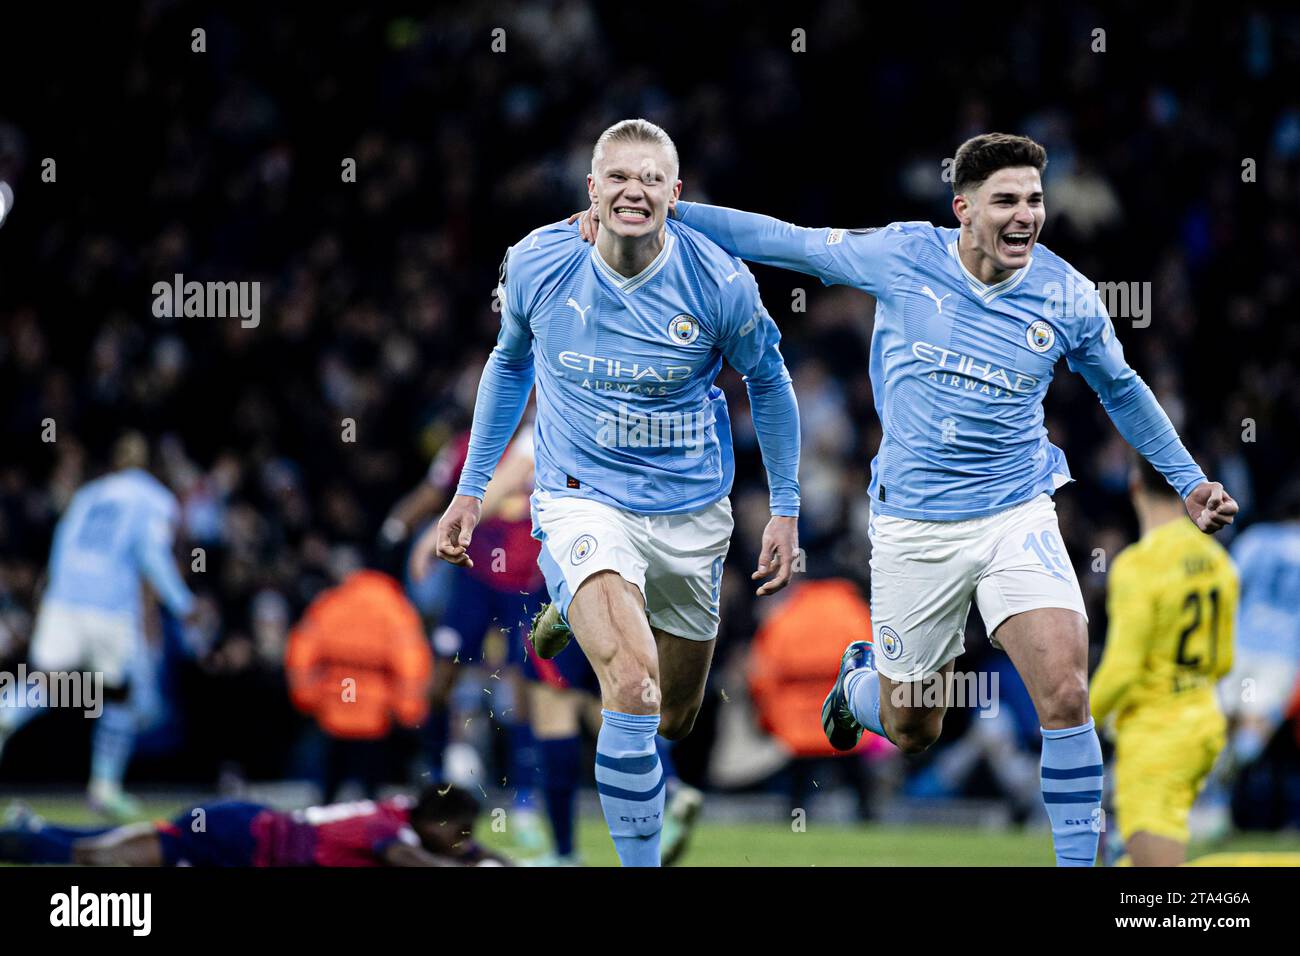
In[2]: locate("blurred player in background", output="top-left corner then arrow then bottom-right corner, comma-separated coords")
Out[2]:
579,132 -> 1239,866
286,567 -> 433,801
1091,457 -> 1237,865
1199,480 -> 1300,834
0,432 -> 196,820
748,575 -> 886,818
421,119 -> 801,866
0,784 -> 507,866
521,631 -> 599,865
402,423 -> 548,848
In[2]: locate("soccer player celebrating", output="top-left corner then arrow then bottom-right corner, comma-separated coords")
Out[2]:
579,133 -> 1238,866
0,432 -> 197,820
1091,458 -> 1237,866
413,118 -> 801,867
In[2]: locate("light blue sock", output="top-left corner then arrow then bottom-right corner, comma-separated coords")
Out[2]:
90,702 -> 137,791
1040,719 -> 1103,867
844,668 -> 890,740
596,710 -> 664,868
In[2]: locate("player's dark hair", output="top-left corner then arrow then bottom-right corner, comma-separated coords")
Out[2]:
412,784 -> 480,826
952,133 -> 1047,194
1131,454 -> 1178,500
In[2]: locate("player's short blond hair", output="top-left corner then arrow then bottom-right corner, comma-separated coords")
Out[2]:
591,118 -> 679,180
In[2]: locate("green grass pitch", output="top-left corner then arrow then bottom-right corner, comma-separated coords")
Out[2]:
7,796 -> 1300,866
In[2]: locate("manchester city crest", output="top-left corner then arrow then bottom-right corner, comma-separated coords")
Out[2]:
668,314 -> 699,346
570,534 -> 597,565
878,625 -> 903,661
1026,319 -> 1056,353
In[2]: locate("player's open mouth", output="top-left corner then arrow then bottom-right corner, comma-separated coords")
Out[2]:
614,206 -> 651,223
1001,231 -> 1032,254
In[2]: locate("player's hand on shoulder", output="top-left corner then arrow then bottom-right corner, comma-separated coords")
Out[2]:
1184,481 -> 1238,534
411,495 -> 481,577
752,514 -> 799,597
565,203 -> 599,244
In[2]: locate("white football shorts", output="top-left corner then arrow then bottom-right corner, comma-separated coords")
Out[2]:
868,493 -> 1087,682
1220,651 -> 1300,722
532,490 -> 733,641
29,599 -> 140,687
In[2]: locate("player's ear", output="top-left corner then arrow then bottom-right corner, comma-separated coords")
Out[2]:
669,179 -> 682,208
952,193 -> 972,227
587,172 -> 598,204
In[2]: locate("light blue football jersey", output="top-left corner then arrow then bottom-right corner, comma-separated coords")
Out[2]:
44,469 -> 195,619
675,202 -> 1206,521
456,218 -> 800,517
1230,522 -> 1300,658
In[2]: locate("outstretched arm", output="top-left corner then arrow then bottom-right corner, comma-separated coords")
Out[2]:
674,201 -> 847,284
571,203 -> 903,294
1068,309 -> 1236,533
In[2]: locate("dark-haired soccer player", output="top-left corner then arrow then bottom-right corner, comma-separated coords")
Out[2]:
577,132 -> 1237,866
1092,458 -> 1237,866
0,785 -> 506,866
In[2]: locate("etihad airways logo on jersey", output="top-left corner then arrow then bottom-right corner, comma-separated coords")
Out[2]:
557,350 -> 691,395
912,342 -> 1038,397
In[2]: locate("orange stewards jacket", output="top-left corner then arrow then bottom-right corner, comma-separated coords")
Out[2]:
749,578 -> 875,757
286,570 -> 433,740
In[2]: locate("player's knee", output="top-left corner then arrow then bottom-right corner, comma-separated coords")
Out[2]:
1041,675 -> 1090,727
601,651 -> 659,711
891,724 -> 941,755
886,710 -> 944,754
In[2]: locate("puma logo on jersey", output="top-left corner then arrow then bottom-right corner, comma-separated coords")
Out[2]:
921,285 -> 951,313
566,298 -> 592,326
724,271 -> 740,283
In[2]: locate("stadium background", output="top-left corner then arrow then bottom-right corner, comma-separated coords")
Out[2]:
1,1 -> 1299,858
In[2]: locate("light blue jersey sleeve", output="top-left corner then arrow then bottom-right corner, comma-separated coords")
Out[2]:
135,493 -> 195,616
674,201 -> 911,296
1064,295 -> 1206,499
456,243 -> 538,500
718,263 -> 801,516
